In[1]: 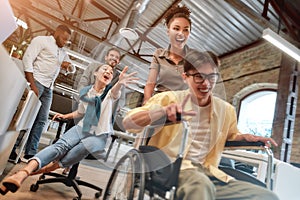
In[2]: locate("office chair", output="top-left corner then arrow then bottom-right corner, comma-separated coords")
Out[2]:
30,93 -> 118,200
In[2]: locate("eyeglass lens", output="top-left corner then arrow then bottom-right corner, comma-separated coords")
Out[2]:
190,73 -> 219,83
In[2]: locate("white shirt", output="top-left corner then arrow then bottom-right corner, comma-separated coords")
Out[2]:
185,104 -> 211,164
22,35 -> 70,89
77,86 -> 121,135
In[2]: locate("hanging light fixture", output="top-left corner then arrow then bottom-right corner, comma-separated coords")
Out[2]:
119,0 -> 150,40
119,9 -> 139,40
262,28 -> 300,62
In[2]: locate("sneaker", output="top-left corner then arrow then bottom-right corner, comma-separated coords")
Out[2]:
8,151 -> 21,163
23,154 -> 34,159
62,167 -> 70,175
9,151 -> 17,160
85,154 -> 97,160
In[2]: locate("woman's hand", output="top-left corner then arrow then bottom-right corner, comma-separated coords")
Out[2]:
111,66 -> 139,100
52,113 -> 67,121
118,66 -> 139,86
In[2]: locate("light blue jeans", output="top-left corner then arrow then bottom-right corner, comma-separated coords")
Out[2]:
31,125 -> 108,169
25,80 -> 52,155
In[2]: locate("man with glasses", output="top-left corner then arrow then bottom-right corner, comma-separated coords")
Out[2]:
123,50 -> 278,200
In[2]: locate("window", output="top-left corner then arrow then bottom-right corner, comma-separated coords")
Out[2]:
237,91 -> 277,137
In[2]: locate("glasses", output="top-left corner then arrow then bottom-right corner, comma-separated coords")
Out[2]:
185,72 -> 220,83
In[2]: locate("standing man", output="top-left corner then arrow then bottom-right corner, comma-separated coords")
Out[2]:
21,25 -> 72,159
77,47 -> 121,91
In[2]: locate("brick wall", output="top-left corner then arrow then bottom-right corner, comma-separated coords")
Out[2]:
220,41 -> 300,163
220,41 -> 281,103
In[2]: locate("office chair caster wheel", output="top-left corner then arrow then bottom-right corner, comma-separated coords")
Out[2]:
95,191 -> 101,198
30,183 -> 39,192
38,174 -> 45,180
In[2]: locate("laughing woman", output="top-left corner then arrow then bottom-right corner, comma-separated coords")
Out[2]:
0,64 -> 138,195
143,5 -> 192,105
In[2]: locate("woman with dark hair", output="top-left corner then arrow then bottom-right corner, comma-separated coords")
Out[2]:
143,5 -> 192,104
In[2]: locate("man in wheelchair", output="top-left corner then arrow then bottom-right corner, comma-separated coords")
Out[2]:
123,50 -> 279,200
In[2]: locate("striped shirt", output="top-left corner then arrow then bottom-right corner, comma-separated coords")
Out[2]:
185,103 -> 211,164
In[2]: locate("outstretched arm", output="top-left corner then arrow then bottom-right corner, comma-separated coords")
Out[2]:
123,94 -> 196,130
110,66 -> 139,99
52,110 -> 83,121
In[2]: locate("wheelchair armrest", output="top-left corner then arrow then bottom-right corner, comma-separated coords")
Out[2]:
142,113 -> 188,158
224,141 -> 265,150
225,141 -> 265,146
224,140 -> 274,190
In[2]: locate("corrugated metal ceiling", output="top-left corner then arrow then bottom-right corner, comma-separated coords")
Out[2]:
7,0 -> 300,92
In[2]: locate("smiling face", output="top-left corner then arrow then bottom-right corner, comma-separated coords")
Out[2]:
105,49 -> 121,68
94,64 -> 114,86
182,51 -> 219,106
183,64 -> 217,106
55,31 -> 70,48
167,17 -> 191,51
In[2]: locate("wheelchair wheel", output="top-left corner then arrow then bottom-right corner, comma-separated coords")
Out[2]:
103,149 -> 145,200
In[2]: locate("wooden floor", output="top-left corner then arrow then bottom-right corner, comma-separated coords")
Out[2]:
0,142 -> 133,200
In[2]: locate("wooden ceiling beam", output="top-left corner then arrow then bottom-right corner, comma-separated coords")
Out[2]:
225,0 -> 276,30
224,0 -> 299,47
269,0 -> 298,40
89,0 -> 120,23
10,0 -> 107,43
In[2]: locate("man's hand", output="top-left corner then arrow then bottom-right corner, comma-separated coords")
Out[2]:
164,94 -> 197,123
238,134 -> 278,148
25,72 -> 39,96
61,61 -> 72,70
31,84 -> 39,96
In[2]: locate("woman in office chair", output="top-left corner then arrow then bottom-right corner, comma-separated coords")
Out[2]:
0,64 -> 138,195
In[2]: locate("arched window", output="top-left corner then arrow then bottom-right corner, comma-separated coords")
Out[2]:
237,91 -> 277,137
232,83 -> 277,138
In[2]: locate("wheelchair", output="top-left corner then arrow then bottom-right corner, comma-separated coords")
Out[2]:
103,118 -> 190,200
103,118 -> 274,200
